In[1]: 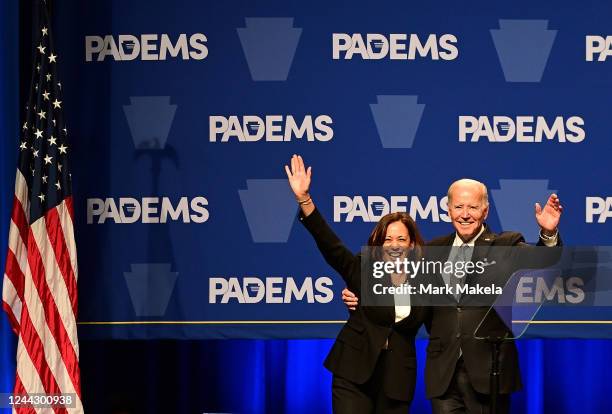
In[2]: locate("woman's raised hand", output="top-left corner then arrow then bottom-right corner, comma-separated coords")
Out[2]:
285,154 -> 312,201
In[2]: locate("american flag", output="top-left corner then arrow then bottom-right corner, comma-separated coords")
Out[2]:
2,1 -> 83,412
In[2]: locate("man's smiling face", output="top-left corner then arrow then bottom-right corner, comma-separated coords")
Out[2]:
448,181 -> 489,242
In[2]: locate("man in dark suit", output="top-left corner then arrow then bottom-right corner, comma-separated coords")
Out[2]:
343,178 -> 563,414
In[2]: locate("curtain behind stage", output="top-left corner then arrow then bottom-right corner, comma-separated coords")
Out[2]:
2,2 -> 612,414
45,339 -> 612,413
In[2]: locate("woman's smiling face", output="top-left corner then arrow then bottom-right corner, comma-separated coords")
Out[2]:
382,221 -> 413,262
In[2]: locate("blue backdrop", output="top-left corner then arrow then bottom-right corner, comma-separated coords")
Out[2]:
47,0 -> 612,341
2,0 -> 612,413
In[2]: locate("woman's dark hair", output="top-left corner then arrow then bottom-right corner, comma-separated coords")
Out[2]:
367,212 -> 424,248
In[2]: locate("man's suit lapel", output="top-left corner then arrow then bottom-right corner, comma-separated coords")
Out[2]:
426,227 -> 496,304
472,224 -> 495,263
461,224 -> 496,302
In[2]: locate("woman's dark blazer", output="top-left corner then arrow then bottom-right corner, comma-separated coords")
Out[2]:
299,207 -> 428,402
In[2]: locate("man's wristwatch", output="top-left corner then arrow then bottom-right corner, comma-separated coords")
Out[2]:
539,229 -> 558,241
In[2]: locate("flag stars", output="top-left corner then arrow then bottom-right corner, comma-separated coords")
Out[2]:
22,29 -> 72,208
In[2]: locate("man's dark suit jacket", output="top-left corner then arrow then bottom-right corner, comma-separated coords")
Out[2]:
299,207 -> 428,402
423,225 -> 562,399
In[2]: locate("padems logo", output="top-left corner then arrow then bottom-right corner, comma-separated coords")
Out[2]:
459,116 -> 585,143
209,115 -> 333,142
85,33 -> 208,62
87,197 -> 209,224
333,33 -> 458,60
334,195 -> 449,223
209,277 -> 334,304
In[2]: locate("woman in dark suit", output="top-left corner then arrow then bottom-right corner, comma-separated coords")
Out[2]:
285,154 -> 428,414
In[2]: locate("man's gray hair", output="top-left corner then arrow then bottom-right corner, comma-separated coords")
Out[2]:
447,178 -> 489,206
